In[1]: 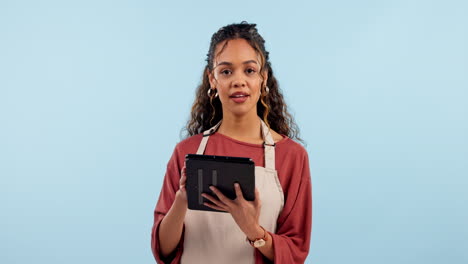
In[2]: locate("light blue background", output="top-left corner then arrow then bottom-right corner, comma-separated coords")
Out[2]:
1,0 -> 467,263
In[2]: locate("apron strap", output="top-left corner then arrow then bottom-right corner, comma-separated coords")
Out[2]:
196,120 -> 223,155
260,119 -> 276,170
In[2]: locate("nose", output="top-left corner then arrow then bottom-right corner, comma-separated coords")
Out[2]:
232,80 -> 246,88
232,74 -> 247,88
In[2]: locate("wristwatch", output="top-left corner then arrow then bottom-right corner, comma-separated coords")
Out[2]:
246,226 -> 268,248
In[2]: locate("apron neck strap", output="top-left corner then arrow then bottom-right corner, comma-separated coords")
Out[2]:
260,118 -> 276,170
196,120 -> 223,155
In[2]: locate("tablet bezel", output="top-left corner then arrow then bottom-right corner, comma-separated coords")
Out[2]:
185,154 -> 255,212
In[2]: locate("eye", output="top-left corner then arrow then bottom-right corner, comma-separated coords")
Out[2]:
220,69 -> 232,75
246,68 -> 257,74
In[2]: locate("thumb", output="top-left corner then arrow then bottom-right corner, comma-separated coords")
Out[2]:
254,188 -> 261,207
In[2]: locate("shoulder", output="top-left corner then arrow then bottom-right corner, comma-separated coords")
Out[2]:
166,133 -> 204,168
270,129 -> 306,156
270,129 -> 284,143
277,136 -> 309,160
174,133 -> 204,153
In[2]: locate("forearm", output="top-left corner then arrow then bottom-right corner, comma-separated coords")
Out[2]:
158,198 -> 187,258
257,232 -> 274,260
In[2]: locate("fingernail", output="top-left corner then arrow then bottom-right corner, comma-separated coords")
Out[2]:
209,186 -> 214,190
235,183 -> 239,187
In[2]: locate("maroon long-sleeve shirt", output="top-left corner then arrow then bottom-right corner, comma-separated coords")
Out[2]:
151,132 -> 312,263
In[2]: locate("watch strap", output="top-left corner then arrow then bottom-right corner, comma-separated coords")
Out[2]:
246,226 -> 268,247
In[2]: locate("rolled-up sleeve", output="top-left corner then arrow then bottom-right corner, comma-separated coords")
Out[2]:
257,151 -> 312,263
151,144 -> 185,264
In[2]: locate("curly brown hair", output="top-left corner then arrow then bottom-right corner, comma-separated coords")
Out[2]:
182,21 -> 304,145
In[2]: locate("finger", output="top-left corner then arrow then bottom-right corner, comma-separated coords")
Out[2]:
254,188 -> 261,207
179,175 -> 186,186
209,186 -> 232,205
234,183 -> 245,200
202,193 -> 226,208
203,202 -> 227,212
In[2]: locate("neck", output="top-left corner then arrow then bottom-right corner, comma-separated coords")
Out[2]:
217,112 -> 262,141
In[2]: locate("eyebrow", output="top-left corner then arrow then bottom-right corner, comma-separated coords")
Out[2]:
215,60 -> 258,67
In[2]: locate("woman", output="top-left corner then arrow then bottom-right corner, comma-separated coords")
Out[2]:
151,21 -> 312,264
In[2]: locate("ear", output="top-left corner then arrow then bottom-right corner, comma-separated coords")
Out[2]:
262,69 -> 269,88
207,68 -> 216,89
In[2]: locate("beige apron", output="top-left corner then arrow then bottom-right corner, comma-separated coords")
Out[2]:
181,117 -> 285,264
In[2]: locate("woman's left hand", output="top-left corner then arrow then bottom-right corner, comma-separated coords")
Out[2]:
202,184 -> 261,237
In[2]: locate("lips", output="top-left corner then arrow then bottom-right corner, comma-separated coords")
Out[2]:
229,92 -> 250,98
229,92 -> 249,103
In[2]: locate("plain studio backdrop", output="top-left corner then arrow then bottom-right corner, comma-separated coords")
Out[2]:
1,0 -> 467,263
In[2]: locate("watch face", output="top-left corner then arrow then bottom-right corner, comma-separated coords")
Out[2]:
254,239 -> 266,248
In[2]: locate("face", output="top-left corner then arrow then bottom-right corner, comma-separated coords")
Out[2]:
208,38 -> 268,118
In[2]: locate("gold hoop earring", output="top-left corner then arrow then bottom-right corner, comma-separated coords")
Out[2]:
207,87 -> 218,98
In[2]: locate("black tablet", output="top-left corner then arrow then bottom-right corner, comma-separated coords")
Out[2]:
185,154 -> 255,212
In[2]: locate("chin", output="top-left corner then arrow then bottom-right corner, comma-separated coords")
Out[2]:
227,107 -> 256,118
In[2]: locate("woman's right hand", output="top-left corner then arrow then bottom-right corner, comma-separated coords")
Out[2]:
175,164 -> 188,207
158,164 -> 188,258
